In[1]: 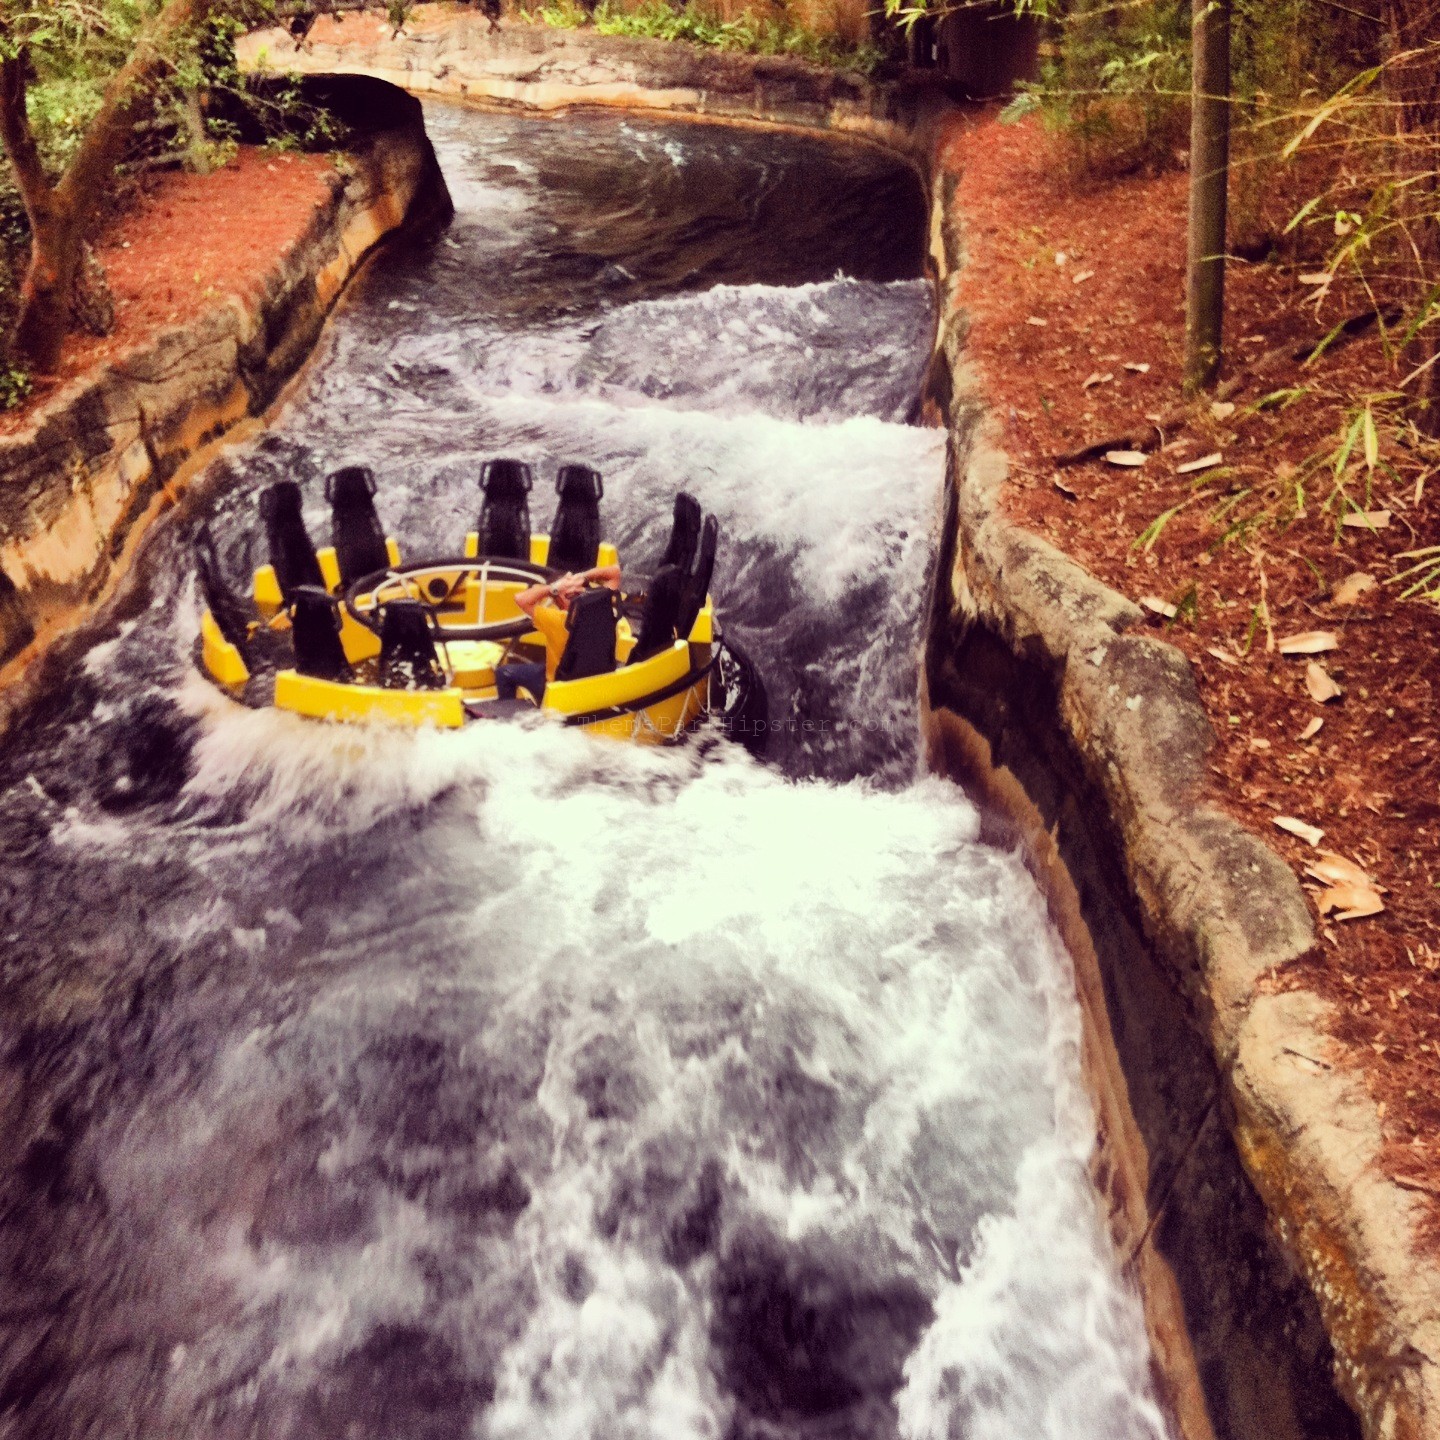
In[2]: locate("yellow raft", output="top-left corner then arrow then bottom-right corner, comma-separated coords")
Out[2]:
193,463 -> 764,748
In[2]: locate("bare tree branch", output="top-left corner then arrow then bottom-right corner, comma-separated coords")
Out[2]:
0,50 -> 51,214
54,0 -> 208,210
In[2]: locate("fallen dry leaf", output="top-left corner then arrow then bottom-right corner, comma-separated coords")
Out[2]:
1331,571 -> 1377,606
1082,371 -> 1114,390
1322,883 -> 1386,922
1279,630 -> 1339,656
1306,852 -> 1383,891
1299,272 -> 1331,285
1105,450 -> 1147,468
1140,595 -> 1178,620
1206,645 -> 1237,666
1306,661 -> 1343,703
1177,452 -> 1224,475
1124,362 -> 1151,374
1053,475 -> 1078,500
1072,269 -> 1096,285
1026,316 -> 1048,327
1342,509 -> 1391,530
1210,401 -> 1236,421
1299,716 -> 1324,741
1275,815 -> 1325,847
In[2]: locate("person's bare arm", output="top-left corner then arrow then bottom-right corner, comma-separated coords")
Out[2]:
584,563 -> 622,590
516,573 -> 575,617
514,581 -> 549,618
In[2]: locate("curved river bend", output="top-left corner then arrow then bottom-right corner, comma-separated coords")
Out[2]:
0,106 -> 1171,1440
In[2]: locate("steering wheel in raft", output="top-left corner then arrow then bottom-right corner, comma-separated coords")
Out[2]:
343,555 -> 558,643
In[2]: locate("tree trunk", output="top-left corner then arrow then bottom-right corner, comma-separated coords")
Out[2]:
181,89 -> 213,176
1183,0 -> 1232,394
1379,3 -> 1440,433
2,0 -> 206,372
10,195 -> 83,373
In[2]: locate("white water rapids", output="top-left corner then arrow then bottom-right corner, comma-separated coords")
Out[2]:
0,104 -> 1171,1440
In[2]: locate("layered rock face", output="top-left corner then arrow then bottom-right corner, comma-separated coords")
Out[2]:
0,75 -> 451,697
923,201 -> 1440,1440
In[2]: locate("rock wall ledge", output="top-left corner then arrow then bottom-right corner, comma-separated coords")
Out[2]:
924,176 -> 1440,1440
0,75 -> 452,729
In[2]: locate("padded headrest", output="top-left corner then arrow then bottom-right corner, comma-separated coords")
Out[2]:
565,585 -> 616,631
676,514 -> 718,641
556,464 -> 603,501
289,585 -> 349,682
661,492 -> 703,573
554,585 -> 618,684
629,564 -> 684,665
482,458 -> 533,500
325,464 -> 377,505
258,480 -> 325,599
259,479 -> 305,525
325,464 -> 389,587
194,524 -> 250,652
378,599 -> 446,691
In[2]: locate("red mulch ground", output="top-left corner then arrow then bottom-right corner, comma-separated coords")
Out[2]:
941,108 -> 1440,1219
0,146 -> 337,437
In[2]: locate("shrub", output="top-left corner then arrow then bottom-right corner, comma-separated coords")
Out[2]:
526,0 -> 884,73
0,365 -> 33,411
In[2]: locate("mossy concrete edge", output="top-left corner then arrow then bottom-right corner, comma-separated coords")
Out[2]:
0,78 -> 452,738
925,166 -> 1440,1440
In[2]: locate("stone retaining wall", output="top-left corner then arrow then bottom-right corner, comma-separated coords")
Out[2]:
237,10 -> 934,148
0,75 -> 452,729
923,188 -> 1440,1440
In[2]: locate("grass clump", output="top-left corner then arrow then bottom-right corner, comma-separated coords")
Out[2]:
523,0 -> 884,74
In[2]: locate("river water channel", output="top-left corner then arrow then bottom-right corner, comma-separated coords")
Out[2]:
0,104 -> 1172,1440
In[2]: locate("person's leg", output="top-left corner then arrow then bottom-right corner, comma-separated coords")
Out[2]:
495,661 -> 547,703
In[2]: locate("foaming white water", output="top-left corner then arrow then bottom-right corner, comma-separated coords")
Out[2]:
447,277 -> 933,424
93,710 -> 1171,1440
0,104 -> 1171,1440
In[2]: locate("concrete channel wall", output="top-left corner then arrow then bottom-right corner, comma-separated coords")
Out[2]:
5,16 -> 1436,1437
920,138 -> 1440,1440
0,76 -> 453,734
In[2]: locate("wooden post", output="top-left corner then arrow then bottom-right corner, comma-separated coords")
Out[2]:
1184,0 -> 1231,394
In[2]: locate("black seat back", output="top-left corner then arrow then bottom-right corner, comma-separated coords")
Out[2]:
194,524 -> 250,653
290,587 -> 350,682
259,481 -> 325,600
326,465 -> 389,586
548,464 -> 604,573
628,564 -> 684,665
554,587 -> 618,684
477,459 -> 533,561
660,492 -> 702,574
676,515 -> 717,641
378,600 -> 447,691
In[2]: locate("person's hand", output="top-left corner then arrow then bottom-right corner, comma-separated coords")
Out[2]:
554,573 -> 586,602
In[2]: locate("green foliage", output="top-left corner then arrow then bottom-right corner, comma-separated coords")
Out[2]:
882,0 -> 1054,35
520,0 -> 588,27
1022,0 -> 1192,178
525,0 -> 883,73
0,362 -> 31,408
0,0 -> 343,353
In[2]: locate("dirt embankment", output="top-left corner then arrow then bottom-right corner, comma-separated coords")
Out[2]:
0,75 -> 452,726
927,106 -> 1440,1440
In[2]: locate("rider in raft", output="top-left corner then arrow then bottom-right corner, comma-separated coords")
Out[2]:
496,562 -> 623,703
